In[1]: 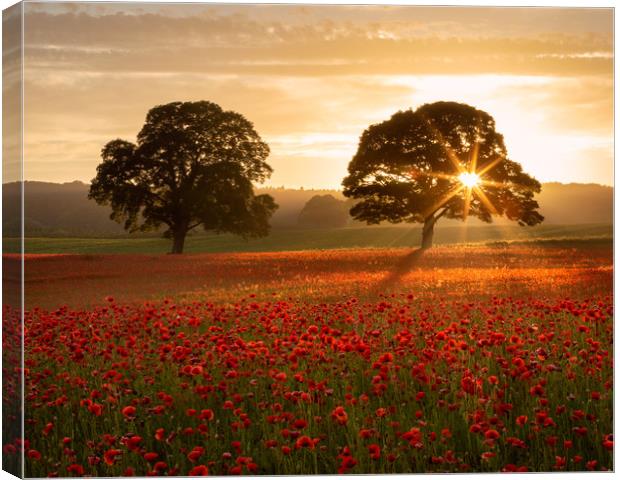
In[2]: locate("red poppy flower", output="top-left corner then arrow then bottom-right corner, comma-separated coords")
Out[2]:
143,452 -> 158,462
88,403 -> 103,416
121,405 -> 136,418
554,456 -> 566,469
293,419 -> 307,430
368,444 -> 381,460
42,422 -> 54,436
295,436 -> 315,449
27,450 -> 41,460
199,409 -> 214,421
188,465 -> 209,476
402,427 -> 423,448
103,449 -> 122,466
331,406 -> 348,425
516,415 -> 528,426
188,447 -> 205,462
66,464 -> 85,475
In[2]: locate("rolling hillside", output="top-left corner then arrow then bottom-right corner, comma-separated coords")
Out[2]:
2,180 -> 613,237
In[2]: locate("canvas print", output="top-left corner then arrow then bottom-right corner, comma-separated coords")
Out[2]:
2,2 -> 614,477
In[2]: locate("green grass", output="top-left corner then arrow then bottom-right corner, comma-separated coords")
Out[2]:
3,223 -> 612,254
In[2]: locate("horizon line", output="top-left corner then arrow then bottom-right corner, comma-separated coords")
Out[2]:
2,179 -> 615,189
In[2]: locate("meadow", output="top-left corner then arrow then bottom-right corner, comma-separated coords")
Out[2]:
4,240 -> 613,475
3,223 -> 612,254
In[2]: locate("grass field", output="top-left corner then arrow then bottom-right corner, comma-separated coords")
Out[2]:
6,238 -> 612,309
4,240 -> 613,475
4,223 -> 612,254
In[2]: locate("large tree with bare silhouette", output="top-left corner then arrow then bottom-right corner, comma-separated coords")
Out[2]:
89,101 -> 277,254
342,101 -> 544,249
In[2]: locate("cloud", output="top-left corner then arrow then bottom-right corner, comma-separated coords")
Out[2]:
19,5 -> 613,187
22,9 -> 612,77
23,72 -> 414,186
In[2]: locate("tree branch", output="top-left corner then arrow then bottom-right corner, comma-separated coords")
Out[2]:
187,222 -> 202,231
434,207 -> 449,221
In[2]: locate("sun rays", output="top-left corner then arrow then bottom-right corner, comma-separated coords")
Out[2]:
405,112 -> 541,226
416,114 -> 503,221
458,172 -> 480,188
406,163 -> 485,220
441,164 -> 500,220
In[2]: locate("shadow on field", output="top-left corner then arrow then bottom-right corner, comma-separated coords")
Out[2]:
373,248 -> 425,294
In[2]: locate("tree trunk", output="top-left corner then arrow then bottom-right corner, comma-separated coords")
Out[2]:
170,229 -> 187,254
421,207 -> 449,250
421,217 -> 435,250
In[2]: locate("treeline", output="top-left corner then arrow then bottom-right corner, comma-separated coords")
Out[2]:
2,180 -> 613,237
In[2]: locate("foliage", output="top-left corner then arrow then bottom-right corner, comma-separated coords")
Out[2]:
89,101 -> 277,252
342,102 -> 544,247
297,194 -> 350,228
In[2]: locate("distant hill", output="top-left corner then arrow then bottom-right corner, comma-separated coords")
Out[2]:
2,180 -> 613,237
531,182 -> 613,225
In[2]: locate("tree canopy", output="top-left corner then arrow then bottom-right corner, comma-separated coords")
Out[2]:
89,101 -> 277,253
297,194 -> 350,228
342,101 -> 544,248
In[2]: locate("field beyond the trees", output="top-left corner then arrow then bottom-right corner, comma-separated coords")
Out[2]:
3,223 -> 612,255
5,240 -> 613,475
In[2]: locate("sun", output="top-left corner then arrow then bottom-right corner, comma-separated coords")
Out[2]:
458,172 -> 481,188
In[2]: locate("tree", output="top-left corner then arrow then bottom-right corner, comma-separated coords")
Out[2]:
342,101 -> 543,249
297,194 -> 350,228
89,101 -> 277,253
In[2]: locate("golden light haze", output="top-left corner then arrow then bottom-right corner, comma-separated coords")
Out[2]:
20,3 -> 613,188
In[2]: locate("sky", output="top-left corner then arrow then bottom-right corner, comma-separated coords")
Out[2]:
19,2 -> 613,189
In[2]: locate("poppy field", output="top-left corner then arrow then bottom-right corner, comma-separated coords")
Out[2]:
5,240 -> 614,476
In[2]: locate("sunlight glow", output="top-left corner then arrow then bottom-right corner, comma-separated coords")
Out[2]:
458,172 -> 481,188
